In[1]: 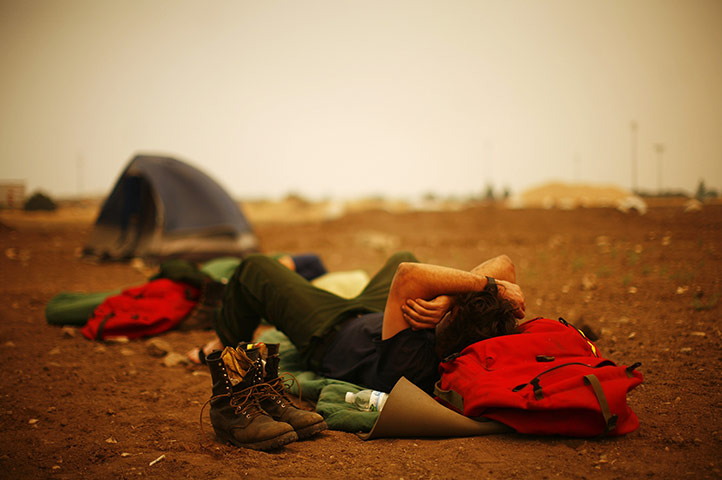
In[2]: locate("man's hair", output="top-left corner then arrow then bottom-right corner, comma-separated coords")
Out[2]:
435,289 -> 519,360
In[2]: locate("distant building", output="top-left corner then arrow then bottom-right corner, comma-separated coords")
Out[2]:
0,182 -> 26,209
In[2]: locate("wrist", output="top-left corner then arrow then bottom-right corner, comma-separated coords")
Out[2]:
485,276 -> 498,295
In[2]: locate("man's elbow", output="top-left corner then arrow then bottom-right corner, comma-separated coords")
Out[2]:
394,262 -> 417,281
497,254 -> 516,281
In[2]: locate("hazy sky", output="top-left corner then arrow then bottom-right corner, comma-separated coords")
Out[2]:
1,0 -> 720,200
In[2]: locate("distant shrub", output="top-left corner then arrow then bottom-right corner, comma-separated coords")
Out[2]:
24,191 -> 57,211
637,190 -> 688,198
485,184 -> 495,201
695,180 -> 719,201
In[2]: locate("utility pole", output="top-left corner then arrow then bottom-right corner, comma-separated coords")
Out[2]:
630,121 -> 638,193
573,151 -> 581,183
77,153 -> 85,198
483,140 -> 493,200
654,143 -> 665,194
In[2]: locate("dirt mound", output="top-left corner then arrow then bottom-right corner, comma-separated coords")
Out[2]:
508,182 -> 647,212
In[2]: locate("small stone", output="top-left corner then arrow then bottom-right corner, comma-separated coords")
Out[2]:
146,338 -> 172,358
52,466 -> 61,470
628,332 -> 637,339
49,347 -> 61,355
684,199 -> 703,212
106,336 -> 129,344
595,236 -> 611,253
121,452 -> 132,457
105,437 -> 117,444
661,236 -> 671,246
628,286 -> 638,294
163,352 -> 190,367
676,286 -> 689,295
61,326 -> 77,338
689,331 -> 706,337
130,257 -> 146,272
28,419 -> 39,425
120,348 -> 135,356
680,347 -> 692,353
581,274 -> 597,291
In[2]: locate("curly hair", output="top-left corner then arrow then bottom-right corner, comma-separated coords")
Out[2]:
435,289 -> 519,360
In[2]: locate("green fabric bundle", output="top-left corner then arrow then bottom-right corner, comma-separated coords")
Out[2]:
45,290 -> 120,326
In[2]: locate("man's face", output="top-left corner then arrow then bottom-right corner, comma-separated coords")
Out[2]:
434,310 -> 454,336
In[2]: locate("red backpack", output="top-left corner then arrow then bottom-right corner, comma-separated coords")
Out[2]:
435,317 -> 643,437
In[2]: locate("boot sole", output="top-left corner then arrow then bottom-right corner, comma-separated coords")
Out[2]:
295,420 -> 328,440
217,430 -> 299,451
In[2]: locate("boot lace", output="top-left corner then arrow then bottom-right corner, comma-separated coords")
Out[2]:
228,384 -> 267,418
256,372 -> 303,407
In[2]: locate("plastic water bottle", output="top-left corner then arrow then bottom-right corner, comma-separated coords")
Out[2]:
344,389 -> 389,412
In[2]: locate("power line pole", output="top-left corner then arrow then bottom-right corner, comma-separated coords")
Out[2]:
630,121 -> 638,193
77,153 -> 85,198
574,151 -> 581,183
654,143 -> 665,194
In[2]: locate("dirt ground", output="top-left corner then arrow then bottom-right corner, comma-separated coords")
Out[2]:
0,198 -> 720,479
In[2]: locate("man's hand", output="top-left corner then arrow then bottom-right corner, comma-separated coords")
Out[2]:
401,295 -> 454,330
496,280 -> 526,319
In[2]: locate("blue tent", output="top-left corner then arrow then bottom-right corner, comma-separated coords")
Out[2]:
84,154 -> 259,261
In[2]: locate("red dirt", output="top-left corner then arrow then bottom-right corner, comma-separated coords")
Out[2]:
0,201 -> 720,479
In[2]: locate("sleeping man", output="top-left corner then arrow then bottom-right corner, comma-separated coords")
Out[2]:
204,251 -> 525,449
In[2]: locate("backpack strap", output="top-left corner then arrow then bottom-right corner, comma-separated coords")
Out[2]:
583,374 -> 618,434
512,361 -> 616,399
626,362 -> 642,378
434,380 -> 465,413
96,312 -> 115,340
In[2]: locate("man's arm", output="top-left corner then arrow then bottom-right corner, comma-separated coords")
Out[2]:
382,256 -> 525,340
470,254 -> 516,282
383,262 -> 488,339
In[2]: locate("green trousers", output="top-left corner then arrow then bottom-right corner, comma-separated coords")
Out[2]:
214,251 -> 418,367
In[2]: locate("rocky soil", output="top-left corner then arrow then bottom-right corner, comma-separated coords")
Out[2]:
0,198 -> 720,479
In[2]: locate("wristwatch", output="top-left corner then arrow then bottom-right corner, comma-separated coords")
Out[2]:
485,276 -> 498,295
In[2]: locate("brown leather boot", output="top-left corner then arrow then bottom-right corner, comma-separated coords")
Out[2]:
239,342 -> 328,439
206,346 -> 298,450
